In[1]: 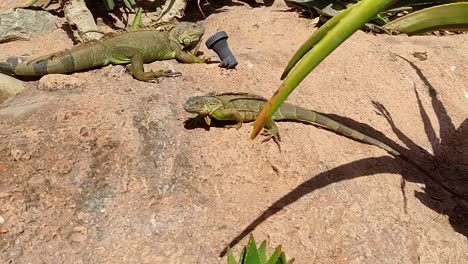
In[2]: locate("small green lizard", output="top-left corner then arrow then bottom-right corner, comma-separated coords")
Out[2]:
0,22 -> 207,81
184,92 -> 400,155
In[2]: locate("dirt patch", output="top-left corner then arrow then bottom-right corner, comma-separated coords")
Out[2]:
0,1 -> 467,263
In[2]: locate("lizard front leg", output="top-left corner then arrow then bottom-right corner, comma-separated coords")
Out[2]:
112,47 -> 181,81
212,109 -> 243,129
175,49 -> 207,63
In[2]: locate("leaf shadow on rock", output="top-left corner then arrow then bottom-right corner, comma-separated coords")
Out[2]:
219,55 -> 468,256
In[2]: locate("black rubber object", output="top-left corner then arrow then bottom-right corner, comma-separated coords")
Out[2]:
205,31 -> 238,69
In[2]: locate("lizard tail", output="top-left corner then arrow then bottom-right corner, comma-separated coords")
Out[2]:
281,104 -> 400,156
0,62 -> 14,75
0,56 -> 40,76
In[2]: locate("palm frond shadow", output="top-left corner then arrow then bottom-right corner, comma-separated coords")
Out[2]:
220,56 -> 468,257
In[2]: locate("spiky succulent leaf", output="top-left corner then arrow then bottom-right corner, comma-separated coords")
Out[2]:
238,247 -> 246,263
227,248 -> 238,264
266,246 -> 283,264
258,241 -> 268,264
245,235 -> 262,263
227,235 -> 294,264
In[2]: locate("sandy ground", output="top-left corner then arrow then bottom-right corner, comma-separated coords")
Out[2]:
0,1 -> 467,263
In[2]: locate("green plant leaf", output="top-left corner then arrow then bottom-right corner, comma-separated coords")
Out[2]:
227,248 -> 239,264
258,241 -> 268,264
123,0 -> 136,11
103,0 -> 115,10
280,2 -> 357,80
384,2 -> 468,35
130,7 -> 143,31
239,247 -> 247,263
250,0 -> 396,140
266,246 -> 283,264
25,0 -> 39,6
227,236 -> 294,264
245,235 -> 262,263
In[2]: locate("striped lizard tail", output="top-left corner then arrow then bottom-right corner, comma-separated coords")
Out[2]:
278,103 -> 400,156
0,57 -> 20,75
0,56 -> 36,76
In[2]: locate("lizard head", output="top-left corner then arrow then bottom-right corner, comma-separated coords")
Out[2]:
170,22 -> 205,50
184,95 -> 223,115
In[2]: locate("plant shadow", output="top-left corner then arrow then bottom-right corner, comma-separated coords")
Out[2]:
218,55 -> 468,256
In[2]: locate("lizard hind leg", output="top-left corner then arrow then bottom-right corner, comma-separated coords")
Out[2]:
261,119 -> 281,151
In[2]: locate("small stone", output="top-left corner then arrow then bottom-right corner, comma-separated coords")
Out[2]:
70,232 -> 86,243
73,226 -> 88,234
0,185 -> 13,198
0,163 -> 7,173
0,226 -> 8,234
59,162 -> 73,175
21,153 -> 31,161
70,226 -> 87,243
79,127 -> 89,137
38,74 -> 86,91
0,215 -> 4,225
10,149 -> 23,161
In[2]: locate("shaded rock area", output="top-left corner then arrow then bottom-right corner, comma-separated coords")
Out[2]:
0,1 -> 467,263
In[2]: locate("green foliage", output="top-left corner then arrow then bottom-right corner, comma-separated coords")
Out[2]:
227,235 -> 295,264
285,0 -> 466,28
130,7 -> 143,30
26,0 -> 53,8
26,0 -> 143,29
384,2 -> 468,35
250,0 -> 468,139
250,0 -> 395,138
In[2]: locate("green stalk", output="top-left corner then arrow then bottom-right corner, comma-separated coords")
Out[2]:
130,7 -> 143,31
280,2 -> 358,80
25,0 -> 39,6
251,0 -> 397,140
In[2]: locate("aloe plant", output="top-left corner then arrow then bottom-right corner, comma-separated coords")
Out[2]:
250,0 -> 468,140
250,0 -> 395,139
227,235 -> 295,264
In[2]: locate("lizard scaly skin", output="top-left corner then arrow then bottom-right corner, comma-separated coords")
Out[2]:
0,22 -> 207,81
184,92 -> 400,155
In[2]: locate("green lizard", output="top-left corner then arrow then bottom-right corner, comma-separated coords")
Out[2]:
0,22 -> 207,81
184,92 -> 400,155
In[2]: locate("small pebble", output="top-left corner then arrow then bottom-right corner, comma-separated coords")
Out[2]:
0,215 -> 4,225
70,232 -> 86,243
0,227 -> 8,234
10,149 -> 23,161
